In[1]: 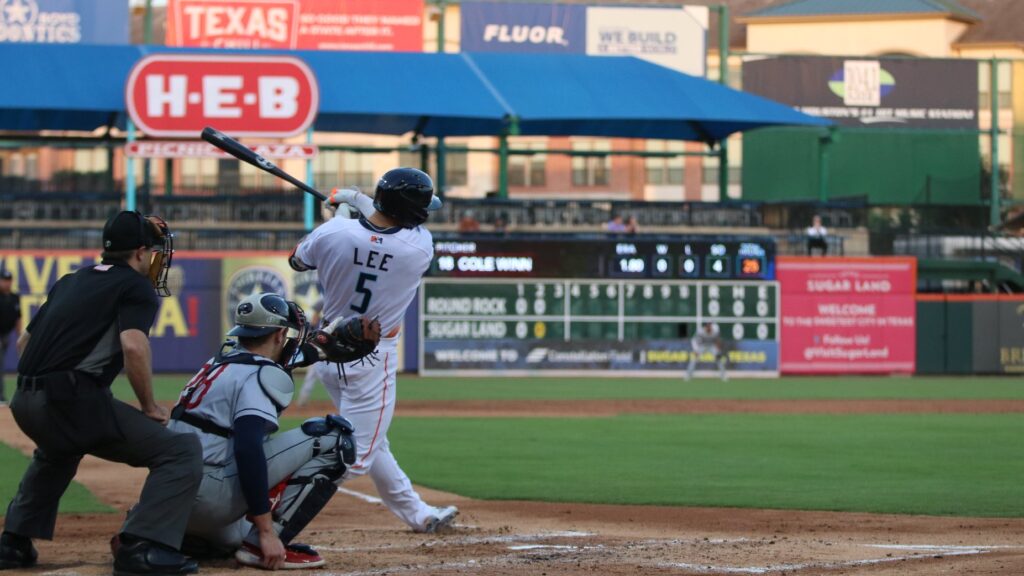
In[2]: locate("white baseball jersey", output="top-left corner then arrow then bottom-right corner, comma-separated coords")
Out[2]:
296,212 -> 449,531
294,217 -> 433,336
692,324 -> 721,352
168,349 -> 284,466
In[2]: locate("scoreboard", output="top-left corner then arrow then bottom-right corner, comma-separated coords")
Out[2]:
419,278 -> 780,376
429,235 -> 776,281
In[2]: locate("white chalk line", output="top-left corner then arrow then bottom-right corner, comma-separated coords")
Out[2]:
336,487 -> 383,505
509,544 -> 583,551
666,551 -> 984,575
867,543 -> 1023,551
316,530 -> 596,553
663,542 -> 1016,574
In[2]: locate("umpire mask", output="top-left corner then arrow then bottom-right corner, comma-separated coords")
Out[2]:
102,211 -> 175,297
145,215 -> 174,297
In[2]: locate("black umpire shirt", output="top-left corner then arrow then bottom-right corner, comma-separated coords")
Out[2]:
0,292 -> 18,335
18,259 -> 159,386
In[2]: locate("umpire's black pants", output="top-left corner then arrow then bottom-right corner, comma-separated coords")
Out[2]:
0,335 -> 9,402
4,382 -> 203,550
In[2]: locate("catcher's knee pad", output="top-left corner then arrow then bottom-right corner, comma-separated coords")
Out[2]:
302,414 -> 355,436
301,415 -> 357,472
276,476 -> 336,545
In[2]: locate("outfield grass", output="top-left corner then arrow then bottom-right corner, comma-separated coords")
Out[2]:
104,374 -> 1024,518
340,414 -> 1024,518
0,443 -> 111,514
120,374 -> 1024,404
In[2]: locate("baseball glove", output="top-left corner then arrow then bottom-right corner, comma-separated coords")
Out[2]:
308,316 -> 381,363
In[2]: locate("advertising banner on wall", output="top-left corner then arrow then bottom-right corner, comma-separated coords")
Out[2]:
743,56 -> 978,129
0,0 -> 129,44
777,257 -> 917,374
220,255 -> 322,336
166,0 -> 423,51
0,252 -> 224,374
996,300 -> 1024,372
421,339 -> 778,376
125,54 -> 319,138
460,1 -> 708,76
125,142 -> 318,160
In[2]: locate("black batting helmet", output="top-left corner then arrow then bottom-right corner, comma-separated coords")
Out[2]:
372,167 -> 443,229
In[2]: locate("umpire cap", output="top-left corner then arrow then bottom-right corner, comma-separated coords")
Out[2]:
103,210 -> 161,251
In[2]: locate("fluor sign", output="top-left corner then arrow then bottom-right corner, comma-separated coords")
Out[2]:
125,54 -> 318,138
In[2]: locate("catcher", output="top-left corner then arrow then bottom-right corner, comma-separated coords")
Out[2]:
154,292 -> 379,570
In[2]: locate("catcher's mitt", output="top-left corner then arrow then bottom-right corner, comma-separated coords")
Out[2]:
309,316 -> 381,363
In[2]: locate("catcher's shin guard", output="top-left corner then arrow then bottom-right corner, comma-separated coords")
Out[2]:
275,476 -> 337,545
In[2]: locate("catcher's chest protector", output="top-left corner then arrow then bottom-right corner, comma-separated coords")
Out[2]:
170,350 -> 293,466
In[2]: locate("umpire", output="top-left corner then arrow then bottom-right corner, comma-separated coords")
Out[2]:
0,211 -> 203,576
0,268 -> 19,404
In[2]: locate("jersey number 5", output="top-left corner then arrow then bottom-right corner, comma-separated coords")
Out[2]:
350,272 -> 377,314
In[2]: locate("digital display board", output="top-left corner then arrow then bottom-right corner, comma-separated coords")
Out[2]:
429,235 -> 775,281
418,278 -> 780,376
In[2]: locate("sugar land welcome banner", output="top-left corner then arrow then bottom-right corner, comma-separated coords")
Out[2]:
777,257 -> 916,374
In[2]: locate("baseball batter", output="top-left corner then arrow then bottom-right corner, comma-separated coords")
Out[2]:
164,293 -> 362,570
289,167 -> 458,533
685,322 -> 728,381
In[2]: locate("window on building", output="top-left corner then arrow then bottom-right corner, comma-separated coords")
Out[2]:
343,152 -> 375,190
509,142 -> 547,187
571,140 -> 611,186
398,149 -> 419,167
314,150 -> 342,189
706,62 -> 742,90
240,162 -> 281,189
24,153 -> 38,180
979,61 -> 1012,110
645,140 -> 685,185
180,157 -> 218,187
702,135 -> 743,187
315,151 -> 377,191
132,157 -> 165,187
443,146 -> 469,186
397,146 -> 468,188
72,148 -> 109,174
980,133 -> 1013,196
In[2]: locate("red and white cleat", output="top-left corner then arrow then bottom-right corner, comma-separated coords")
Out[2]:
235,542 -> 325,570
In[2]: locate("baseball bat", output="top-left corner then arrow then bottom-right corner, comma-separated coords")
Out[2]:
200,126 -> 328,202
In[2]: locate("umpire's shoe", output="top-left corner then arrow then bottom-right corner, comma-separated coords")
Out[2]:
114,535 -> 199,576
0,531 -> 37,569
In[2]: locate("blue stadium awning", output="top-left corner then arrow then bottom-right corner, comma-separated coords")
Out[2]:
468,52 -> 830,141
0,44 -> 827,141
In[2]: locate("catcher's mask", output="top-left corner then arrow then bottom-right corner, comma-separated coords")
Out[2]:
228,293 -> 308,364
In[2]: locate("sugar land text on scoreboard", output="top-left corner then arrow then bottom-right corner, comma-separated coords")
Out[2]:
418,235 -> 780,377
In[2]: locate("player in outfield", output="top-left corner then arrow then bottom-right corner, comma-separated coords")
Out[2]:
288,168 -> 459,534
685,322 -> 728,381
159,292 -> 379,570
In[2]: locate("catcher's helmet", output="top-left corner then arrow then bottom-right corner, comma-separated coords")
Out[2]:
372,167 -> 443,228
228,293 -> 306,339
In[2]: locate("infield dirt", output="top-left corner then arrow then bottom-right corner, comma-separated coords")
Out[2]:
1,399 -> 1021,576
